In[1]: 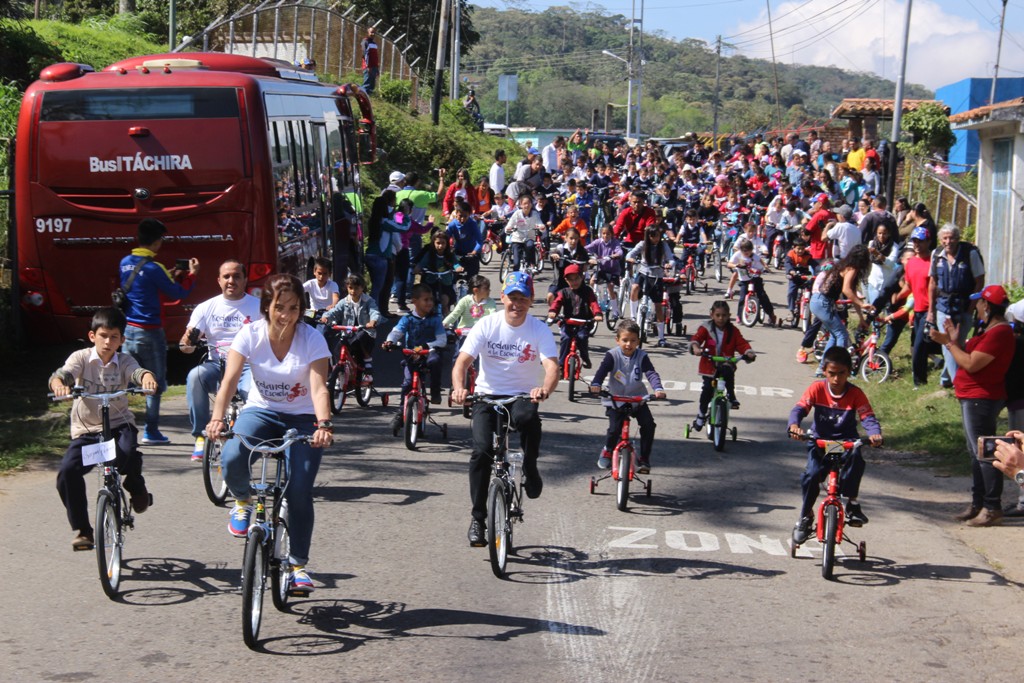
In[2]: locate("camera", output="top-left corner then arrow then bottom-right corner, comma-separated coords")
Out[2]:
175,258 -> 190,271
977,435 -> 1015,461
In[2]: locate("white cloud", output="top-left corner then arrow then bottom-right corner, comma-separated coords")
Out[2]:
728,0 -> 1024,91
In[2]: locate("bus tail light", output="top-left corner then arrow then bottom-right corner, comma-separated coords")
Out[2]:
248,262 -> 273,282
20,268 -> 49,310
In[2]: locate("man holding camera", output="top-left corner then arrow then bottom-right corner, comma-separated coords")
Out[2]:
121,218 -> 200,445
178,260 -> 259,461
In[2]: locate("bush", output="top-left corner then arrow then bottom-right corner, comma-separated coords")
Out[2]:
376,76 -> 412,107
27,19 -> 164,72
0,19 -> 63,89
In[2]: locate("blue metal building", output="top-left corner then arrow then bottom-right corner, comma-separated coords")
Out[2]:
936,77 -> 1024,173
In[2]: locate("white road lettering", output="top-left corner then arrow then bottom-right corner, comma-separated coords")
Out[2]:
607,526 -> 658,549
664,530 -> 719,552
606,527 -> 846,557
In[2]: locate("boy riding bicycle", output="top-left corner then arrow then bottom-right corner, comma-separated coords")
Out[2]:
688,301 -> 756,430
547,263 -> 603,369
788,346 -> 883,544
50,307 -> 158,550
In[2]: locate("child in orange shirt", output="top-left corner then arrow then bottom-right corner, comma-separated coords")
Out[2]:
552,204 -> 589,242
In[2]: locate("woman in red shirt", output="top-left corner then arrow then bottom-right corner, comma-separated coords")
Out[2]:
803,193 -> 834,261
902,226 -> 934,386
442,168 -> 479,217
931,285 -> 1016,527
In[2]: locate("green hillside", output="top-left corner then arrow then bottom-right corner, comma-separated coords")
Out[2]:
464,6 -> 932,135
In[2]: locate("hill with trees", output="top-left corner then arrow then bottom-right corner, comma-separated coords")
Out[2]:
463,6 -> 933,135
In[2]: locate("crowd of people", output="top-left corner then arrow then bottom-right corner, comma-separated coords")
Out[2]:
47,124 -> 1024,595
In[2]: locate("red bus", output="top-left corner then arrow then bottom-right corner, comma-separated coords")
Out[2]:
15,52 -> 375,344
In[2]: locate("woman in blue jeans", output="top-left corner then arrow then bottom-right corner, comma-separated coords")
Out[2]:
206,274 -> 334,595
809,245 -> 874,376
364,190 -> 407,316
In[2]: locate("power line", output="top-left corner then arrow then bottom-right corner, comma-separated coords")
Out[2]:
722,0 -> 824,40
739,0 -> 878,54
728,0 -> 865,48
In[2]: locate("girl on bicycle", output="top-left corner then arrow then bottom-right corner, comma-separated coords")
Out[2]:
586,224 -> 624,320
688,300 -> 756,430
444,275 -> 496,344
727,239 -> 777,326
415,229 -> 464,317
504,194 -> 544,272
809,244 -> 874,377
626,225 -> 675,347
209,274 -> 333,595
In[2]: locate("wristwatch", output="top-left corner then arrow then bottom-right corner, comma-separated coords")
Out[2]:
316,419 -> 334,433
1014,469 -> 1024,487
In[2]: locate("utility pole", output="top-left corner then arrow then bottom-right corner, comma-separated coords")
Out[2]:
169,0 -> 177,50
766,0 -> 783,131
634,0 -> 644,138
991,0 -> 1009,105
451,0 -> 461,101
626,0 -> 635,139
712,35 -> 722,148
431,0 -> 450,125
886,0 -> 913,205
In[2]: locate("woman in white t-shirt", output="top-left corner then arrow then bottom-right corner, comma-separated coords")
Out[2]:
207,274 -> 333,595
504,194 -> 545,272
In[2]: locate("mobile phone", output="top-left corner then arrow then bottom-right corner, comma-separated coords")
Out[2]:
977,436 -> 1015,461
175,258 -> 190,271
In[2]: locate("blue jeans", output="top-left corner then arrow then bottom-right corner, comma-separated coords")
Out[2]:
510,240 -> 535,271
222,408 -> 322,566
960,398 -> 1005,510
810,293 -> 848,371
124,326 -> 167,434
937,309 -> 972,384
365,252 -> 390,311
186,360 -> 251,437
362,67 -> 379,95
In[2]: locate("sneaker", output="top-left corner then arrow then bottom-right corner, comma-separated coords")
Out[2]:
597,448 -> 612,470
730,399 -> 740,410
228,503 -> 253,537
289,566 -> 315,594
735,316 -> 743,324
813,370 -> 825,379
966,508 -> 1003,527
191,436 -> 205,462
954,505 -> 980,521
524,466 -> 543,499
725,289 -> 734,299
636,457 -> 650,474
131,490 -> 152,514
845,501 -> 868,527
657,338 -> 667,348
673,323 -> 683,337
792,516 -> 814,545
72,531 -> 94,551
795,349 -> 809,364
768,316 -> 778,327
693,414 -> 707,430
468,519 -> 486,547
583,358 -> 592,369
140,430 -> 170,445
390,412 -> 403,437
1003,505 -> 1024,518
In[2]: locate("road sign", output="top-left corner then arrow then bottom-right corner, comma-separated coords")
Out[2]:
498,74 -> 518,102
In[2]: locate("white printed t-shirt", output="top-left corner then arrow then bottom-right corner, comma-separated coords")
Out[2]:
303,279 -> 340,311
187,294 -> 261,360
460,312 -> 557,395
231,319 -> 330,415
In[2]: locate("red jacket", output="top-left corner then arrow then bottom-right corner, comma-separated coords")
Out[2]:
691,321 -> 752,376
613,206 -> 657,244
443,183 -> 479,216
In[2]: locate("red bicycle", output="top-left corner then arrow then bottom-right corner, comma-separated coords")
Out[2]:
678,243 -> 709,295
327,325 -> 387,413
447,327 -> 476,418
790,433 -> 868,580
478,217 -> 505,265
549,316 -> 590,402
589,393 -> 660,510
791,273 -> 814,332
387,344 -> 447,450
735,265 -> 768,327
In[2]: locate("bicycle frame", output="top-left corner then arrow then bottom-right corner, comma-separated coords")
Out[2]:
590,394 -> 655,508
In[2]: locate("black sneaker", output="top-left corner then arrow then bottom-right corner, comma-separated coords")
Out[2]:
390,412 -> 403,437
730,399 -> 740,410
582,358 -> 592,369
845,501 -> 869,527
792,516 -> 814,545
636,457 -> 650,474
524,467 -> 543,499
467,519 -> 486,547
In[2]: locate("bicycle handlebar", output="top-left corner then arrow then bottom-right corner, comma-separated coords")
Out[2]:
51,387 -> 150,401
598,391 -> 661,403
235,428 -> 311,454
466,393 -> 533,406
792,432 -> 864,450
331,324 -> 366,333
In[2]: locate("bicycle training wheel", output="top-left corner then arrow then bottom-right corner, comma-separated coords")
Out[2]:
241,527 -> 268,649
616,447 -> 632,511
822,505 -> 838,580
403,398 -> 419,450
741,294 -> 759,327
95,489 -> 122,599
271,499 -> 291,611
203,436 -> 229,506
487,478 -> 510,578
859,350 -> 892,384
327,365 -> 347,414
355,371 -> 373,407
567,356 -> 578,403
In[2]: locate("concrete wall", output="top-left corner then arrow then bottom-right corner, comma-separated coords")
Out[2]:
937,77 -> 1024,172
974,121 -> 1024,286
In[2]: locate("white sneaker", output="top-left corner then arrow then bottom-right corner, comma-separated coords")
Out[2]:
191,436 -> 205,462
597,448 -> 612,469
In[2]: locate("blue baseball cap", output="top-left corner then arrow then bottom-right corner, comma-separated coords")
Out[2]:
910,226 -> 930,242
502,271 -> 534,298
527,146 -> 539,155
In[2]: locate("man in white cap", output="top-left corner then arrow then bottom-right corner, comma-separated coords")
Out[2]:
387,170 -> 405,192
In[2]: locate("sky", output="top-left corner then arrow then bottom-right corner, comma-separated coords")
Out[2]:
468,0 -> 1024,92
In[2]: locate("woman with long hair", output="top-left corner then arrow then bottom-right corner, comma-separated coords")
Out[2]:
809,244 -> 874,376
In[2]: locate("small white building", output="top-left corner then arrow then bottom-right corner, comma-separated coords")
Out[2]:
949,98 -> 1024,287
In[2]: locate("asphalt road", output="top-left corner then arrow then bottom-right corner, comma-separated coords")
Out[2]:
3,261 -> 1023,682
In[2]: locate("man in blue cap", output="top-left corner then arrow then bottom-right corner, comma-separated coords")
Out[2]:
451,272 -> 559,547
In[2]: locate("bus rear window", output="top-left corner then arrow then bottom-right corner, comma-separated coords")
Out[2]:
40,88 -> 240,121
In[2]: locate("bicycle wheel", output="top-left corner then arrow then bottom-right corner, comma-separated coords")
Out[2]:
616,447 -> 632,511
712,399 -> 727,452
813,330 -> 829,361
270,499 -> 291,611
354,369 -> 373,407
605,293 -> 618,331
800,299 -> 810,333
487,478 -> 510,578
684,272 -> 692,295
822,504 -> 838,580
741,293 -> 760,327
480,240 -> 493,265
567,356 -> 578,403
499,250 -> 512,283
95,489 -> 122,599
202,436 -> 229,506
860,350 -> 892,384
714,253 -> 723,282
241,527 -> 268,649
327,364 -> 347,415
403,397 -> 419,450
618,280 -> 632,321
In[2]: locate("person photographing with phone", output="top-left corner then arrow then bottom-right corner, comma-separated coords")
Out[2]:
930,284 -> 1015,526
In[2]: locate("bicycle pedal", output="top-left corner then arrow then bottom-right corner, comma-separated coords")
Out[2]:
287,588 -> 312,597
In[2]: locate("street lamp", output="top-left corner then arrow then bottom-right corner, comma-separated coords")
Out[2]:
602,50 -> 633,137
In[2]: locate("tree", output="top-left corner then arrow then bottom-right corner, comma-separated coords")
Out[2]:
900,102 -> 956,158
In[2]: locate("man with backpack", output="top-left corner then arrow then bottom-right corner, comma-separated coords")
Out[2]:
928,223 -> 985,387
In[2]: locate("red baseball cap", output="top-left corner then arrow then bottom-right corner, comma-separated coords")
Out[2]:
563,264 -> 582,277
970,284 -> 1009,306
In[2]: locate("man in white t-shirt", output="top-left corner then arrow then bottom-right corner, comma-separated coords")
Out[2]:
451,271 -> 559,547
489,149 -> 506,194
826,204 -> 861,259
179,260 -> 261,461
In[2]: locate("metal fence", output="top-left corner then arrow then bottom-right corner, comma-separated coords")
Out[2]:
903,154 -> 978,230
176,1 -> 421,95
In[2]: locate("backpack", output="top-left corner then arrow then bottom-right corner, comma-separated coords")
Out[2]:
112,257 -> 150,313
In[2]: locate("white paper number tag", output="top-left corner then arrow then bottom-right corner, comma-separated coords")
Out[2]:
82,439 -> 117,466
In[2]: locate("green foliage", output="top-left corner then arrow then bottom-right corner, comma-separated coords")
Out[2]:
1006,281 -> 1024,303
0,80 -> 20,139
27,19 -> 164,71
899,102 -> 956,157
375,75 -> 413,108
467,6 -> 933,134
0,19 -> 63,89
